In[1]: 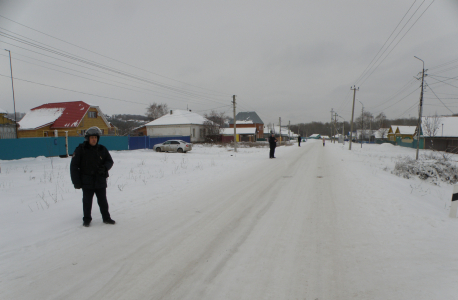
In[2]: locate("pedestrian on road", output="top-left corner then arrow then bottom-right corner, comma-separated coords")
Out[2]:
70,126 -> 115,227
322,137 -> 325,147
269,133 -> 277,158
298,135 -> 301,147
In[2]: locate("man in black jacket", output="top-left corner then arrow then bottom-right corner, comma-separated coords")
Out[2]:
269,133 -> 277,158
298,135 -> 301,147
70,127 -> 115,227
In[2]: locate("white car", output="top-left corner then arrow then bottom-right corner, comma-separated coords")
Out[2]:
153,140 -> 192,153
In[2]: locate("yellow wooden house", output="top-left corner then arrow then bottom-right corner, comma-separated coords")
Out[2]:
387,125 -> 417,142
17,101 -> 117,138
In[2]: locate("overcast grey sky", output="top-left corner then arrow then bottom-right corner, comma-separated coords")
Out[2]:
1,0 -> 457,125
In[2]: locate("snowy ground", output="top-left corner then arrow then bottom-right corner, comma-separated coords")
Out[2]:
1,140 -> 458,299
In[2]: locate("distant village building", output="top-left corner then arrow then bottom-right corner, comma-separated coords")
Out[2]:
221,127 -> 257,142
0,107 -> 17,139
229,111 -> 264,140
17,101 -> 116,138
387,125 -> 417,142
143,109 -> 211,142
421,115 -> 458,153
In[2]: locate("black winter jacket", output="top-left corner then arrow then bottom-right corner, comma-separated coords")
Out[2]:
269,136 -> 277,148
70,142 -> 113,189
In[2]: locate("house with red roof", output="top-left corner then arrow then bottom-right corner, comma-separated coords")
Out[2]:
17,101 -> 116,138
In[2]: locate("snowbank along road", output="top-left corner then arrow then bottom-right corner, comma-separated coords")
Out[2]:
2,140 -> 458,299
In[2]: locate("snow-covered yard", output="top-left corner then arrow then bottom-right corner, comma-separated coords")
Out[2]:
1,140 -> 458,299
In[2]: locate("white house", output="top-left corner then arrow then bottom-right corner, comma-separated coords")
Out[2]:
144,109 -> 212,142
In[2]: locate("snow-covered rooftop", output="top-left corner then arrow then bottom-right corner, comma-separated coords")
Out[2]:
0,108 -> 7,114
145,110 -> 210,126
396,126 -> 417,135
422,116 -> 458,137
236,120 -> 253,124
18,108 -> 64,130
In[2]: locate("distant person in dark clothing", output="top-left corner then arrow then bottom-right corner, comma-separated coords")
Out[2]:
323,137 -> 325,147
298,135 -> 301,147
70,126 -> 115,227
269,133 -> 277,158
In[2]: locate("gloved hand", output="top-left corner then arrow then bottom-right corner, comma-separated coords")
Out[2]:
74,184 -> 82,189
97,166 -> 107,176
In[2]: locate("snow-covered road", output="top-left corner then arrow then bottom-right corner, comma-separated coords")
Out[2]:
2,140 -> 458,299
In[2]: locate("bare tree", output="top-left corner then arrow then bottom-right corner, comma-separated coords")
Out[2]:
375,112 -> 387,128
423,113 -> 441,137
204,110 -> 226,128
146,103 -> 168,120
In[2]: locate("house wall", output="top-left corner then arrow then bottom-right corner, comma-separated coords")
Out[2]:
18,108 -> 111,138
229,123 -> 264,139
146,124 -> 204,142
0,114 -> 15,125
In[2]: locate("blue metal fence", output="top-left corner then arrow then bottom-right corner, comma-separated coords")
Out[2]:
0,135 -> 189,160
0,136 -> 129,160
0,137 -> 66,160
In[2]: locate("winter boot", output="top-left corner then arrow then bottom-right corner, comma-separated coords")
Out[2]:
83,220 -> 91,227
103,219 -> 116,225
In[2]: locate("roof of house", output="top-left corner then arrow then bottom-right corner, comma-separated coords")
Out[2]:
144,109 -> 211,126
18,101 -> 110,130
0,107 -> 7,114
229,111 -> 264,124
396,125 -> 417,135
421,116 -> 458,137
264,125 -> 289,136
221,127 -> 257,135
308,134 -> 321,138
390,125 -> 417,135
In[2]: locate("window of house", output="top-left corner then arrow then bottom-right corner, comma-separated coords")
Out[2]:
200,129 -> 203,137
101,129 -> 104,135
81,130 -> 86,136
88,111 -> 97,118
43,131 -> 48,137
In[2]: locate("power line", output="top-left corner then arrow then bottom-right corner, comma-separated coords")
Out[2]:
424,82 -> 455,114
358,0 -> 436,87
354,0 -> 419,85
0,73 -> 152,106
0,53 -> 221,107
0,33 -> 230,105
0,15 -> 231,96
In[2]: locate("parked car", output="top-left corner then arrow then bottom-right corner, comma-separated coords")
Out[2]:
153,140 -> 192,153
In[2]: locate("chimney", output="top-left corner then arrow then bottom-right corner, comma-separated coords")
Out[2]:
170,110 -> 173,115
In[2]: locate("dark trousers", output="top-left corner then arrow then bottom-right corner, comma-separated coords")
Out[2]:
270,146 -> 276,158
298,141 -> 301,146
82,188 -> 110,221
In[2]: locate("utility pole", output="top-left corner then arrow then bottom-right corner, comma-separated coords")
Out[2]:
349,86 -> 359,150
233,95 -> 237,152
414,56 -> 425,160
5,49 -> 18,139
330,108 -> 334,143
334,113 -> 338,143
279,117 -> 282,145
